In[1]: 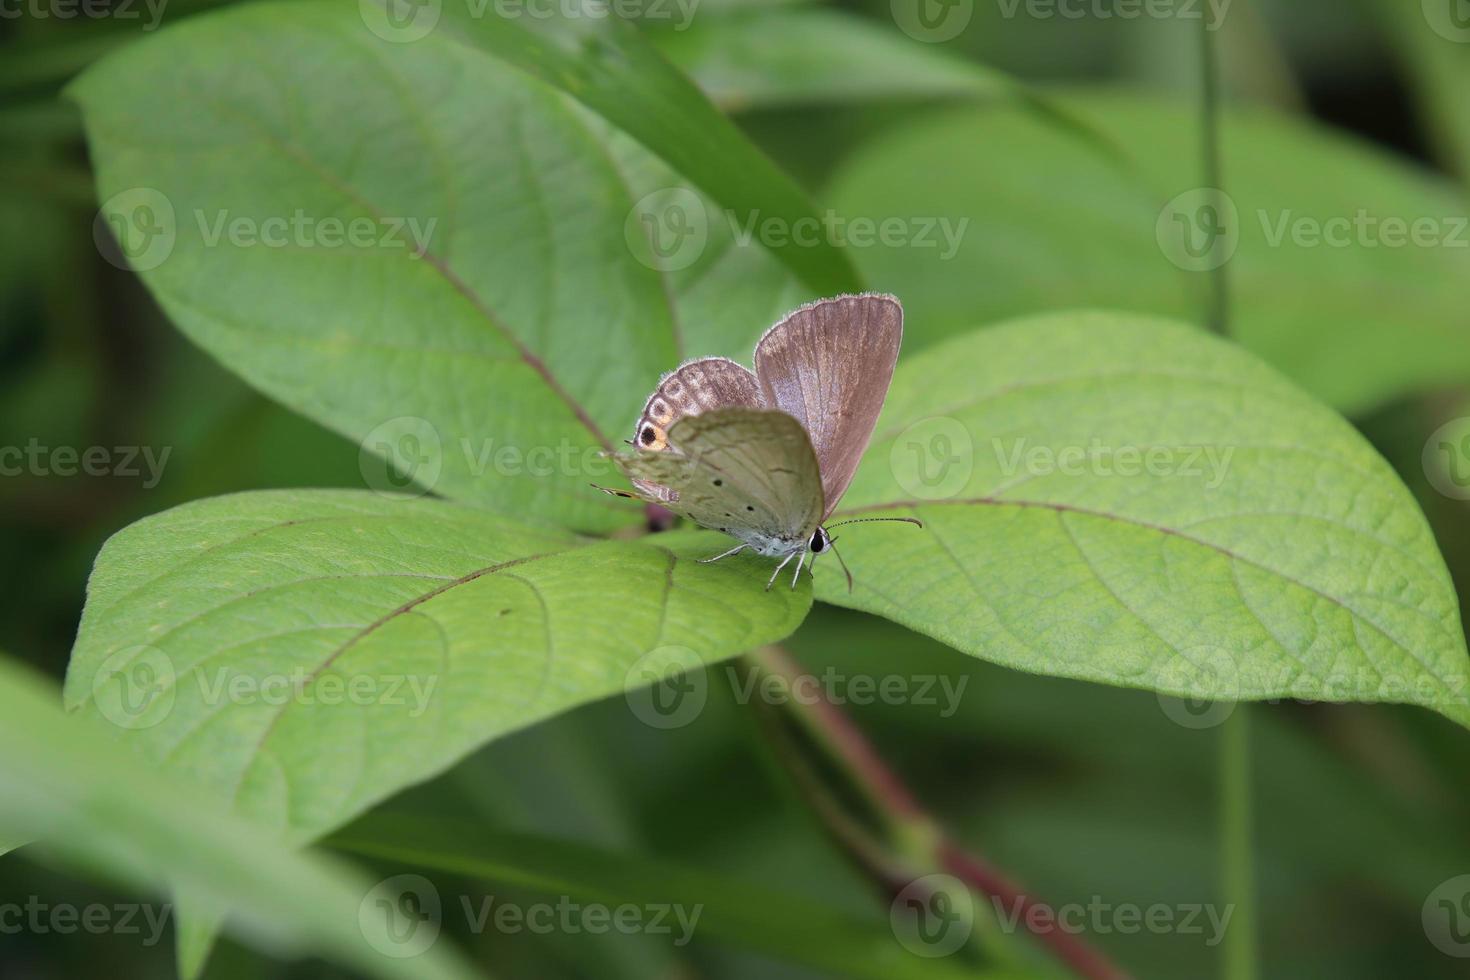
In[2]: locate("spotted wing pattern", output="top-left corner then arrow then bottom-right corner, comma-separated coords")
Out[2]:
628,357 -> 763,502
614,408 -> 824,546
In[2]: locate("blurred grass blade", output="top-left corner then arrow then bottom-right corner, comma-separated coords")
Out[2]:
652,7 -> 1015,110
329,812 -> 1024,980
1363,0 -> 1470,182
0,655 -> 483,980
650,7 -> 1128,167
403,0 -> 862,296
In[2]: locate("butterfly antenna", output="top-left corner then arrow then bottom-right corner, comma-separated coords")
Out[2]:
826,516 -> 925,531
826,538 -> 855,594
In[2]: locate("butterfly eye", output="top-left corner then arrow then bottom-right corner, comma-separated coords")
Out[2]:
809,529 -> 827,554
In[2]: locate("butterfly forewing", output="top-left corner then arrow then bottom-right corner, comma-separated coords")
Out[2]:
754,294 -> 902,518
615,408 -> 824,547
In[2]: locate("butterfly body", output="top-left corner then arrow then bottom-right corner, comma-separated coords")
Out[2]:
601,294 -> 918,589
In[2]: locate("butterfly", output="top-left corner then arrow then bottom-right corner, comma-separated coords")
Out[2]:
597,293 -> 921,591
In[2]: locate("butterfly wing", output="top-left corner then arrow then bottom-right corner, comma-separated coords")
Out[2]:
633,357 -> 763,451
753,294 -> 902,518
615,408 -> 824,547
629,357 -> 764,501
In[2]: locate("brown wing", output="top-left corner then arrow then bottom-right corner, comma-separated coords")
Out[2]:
630,357 -> 764,502
754,294 -> 902,518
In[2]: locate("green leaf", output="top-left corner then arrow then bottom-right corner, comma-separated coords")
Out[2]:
826,92 -> 1470,414
0,656 -> 482,980
330,813 -> 1024,980
69,0 -> 833,532
812,312 -> 1470,729
652,8 -> 1013,111
64,489 -> 809,847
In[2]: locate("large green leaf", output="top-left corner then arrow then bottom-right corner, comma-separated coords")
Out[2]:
330,813 -> 1024,980
811,312 -> 1470,729
826,91 -> 1470,414
64,489 -> 809,848
0,656 -> 482,980
70,0 -> 827,532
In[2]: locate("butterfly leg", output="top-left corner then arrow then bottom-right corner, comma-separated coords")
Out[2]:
765,552 -> 797,591
697,543 -> 748,564
789,549 -> 807,590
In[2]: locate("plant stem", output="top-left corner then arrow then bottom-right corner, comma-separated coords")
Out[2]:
1202,11 -> 1254,974
1200,3 -> 1230,336
745,645 -> 1130,980
1220,707 -> 1256,980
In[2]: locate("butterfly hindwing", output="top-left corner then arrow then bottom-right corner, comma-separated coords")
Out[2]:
630,357 -> 763,502
633,357 -> 763,452
754,294 -> 902,518
615,408 -> 824,549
